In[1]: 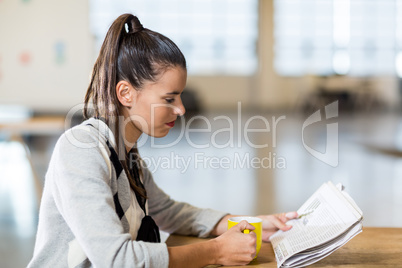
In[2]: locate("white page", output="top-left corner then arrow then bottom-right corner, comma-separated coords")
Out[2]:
291,225 -> 362,267
270,182 -> 362,267
329,182 -> 363,219
284,222 -> 362,267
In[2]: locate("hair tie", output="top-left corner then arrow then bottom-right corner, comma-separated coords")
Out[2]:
125,16 -> 144,34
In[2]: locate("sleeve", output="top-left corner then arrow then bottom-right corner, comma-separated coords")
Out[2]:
143,165 -> 228,237
50,127 -> 169,268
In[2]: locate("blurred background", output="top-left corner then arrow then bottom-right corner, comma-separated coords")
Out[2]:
1,0 -> 402,267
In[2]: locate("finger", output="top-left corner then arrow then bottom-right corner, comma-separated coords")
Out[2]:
237,220 -> 255,232
276,212 -> 288,223
248,230 -> 257,238
275,211 -> 298,224
269,216 -> 292,231
285,211 -> 298,219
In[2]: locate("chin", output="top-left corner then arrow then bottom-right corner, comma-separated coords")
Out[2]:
153,133 -> 169,138
147,129 -> 170,138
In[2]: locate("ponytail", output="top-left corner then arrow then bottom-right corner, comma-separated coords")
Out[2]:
84,14 -> 132,124
84,13 -> 186,198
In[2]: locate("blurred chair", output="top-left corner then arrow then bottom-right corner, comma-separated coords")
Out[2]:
296,75 -> 385,114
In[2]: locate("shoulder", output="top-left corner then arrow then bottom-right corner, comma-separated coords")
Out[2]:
49,119 -> 116,171
47,119 -> 115,183
57,118 -> 112,153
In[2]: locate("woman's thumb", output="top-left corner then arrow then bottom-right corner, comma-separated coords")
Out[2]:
236,220 -> 255,232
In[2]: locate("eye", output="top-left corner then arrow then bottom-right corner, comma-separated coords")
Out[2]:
165,98 -> 174,104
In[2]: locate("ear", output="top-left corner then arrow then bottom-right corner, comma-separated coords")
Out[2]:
116,81 -> 137,108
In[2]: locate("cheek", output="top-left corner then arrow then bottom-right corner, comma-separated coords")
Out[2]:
130,97 -> 173,131
153,106 -> 172,121
127,102 -> 151,131
135,107 -> 171,133
142,108 -> 172,137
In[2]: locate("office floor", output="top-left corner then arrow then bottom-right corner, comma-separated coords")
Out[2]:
1,109 -> 402,267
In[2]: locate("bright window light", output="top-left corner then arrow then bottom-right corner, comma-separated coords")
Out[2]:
396,52 -> 402,78
333,50 -> 350,75
333,0 -> 350,47
89,0 -> 258,76
274,0 -> 399,77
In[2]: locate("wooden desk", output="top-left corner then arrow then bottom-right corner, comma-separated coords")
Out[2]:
166,227 -> 402,267
0,116 -> 65,135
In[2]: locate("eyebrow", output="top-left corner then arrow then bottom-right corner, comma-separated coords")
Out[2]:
166,91 -> 181,95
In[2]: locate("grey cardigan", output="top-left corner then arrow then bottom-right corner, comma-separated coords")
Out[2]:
28,118 -> 227,268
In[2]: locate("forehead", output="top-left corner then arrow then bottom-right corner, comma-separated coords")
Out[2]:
144,67 -> 187,93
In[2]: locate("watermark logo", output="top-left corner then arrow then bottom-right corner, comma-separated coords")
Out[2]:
302,101 -> 339,167
133,152 -> 286,174
63,101 -> 339,171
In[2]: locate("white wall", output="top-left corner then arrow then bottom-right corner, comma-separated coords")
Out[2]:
0,0 -> 399,113
0,0 -> 93,112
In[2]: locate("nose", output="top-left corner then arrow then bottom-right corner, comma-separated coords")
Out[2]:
173,98 -> 186,116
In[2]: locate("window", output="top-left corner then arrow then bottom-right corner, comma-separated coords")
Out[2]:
89,0 -> 258,75
274,0 -> 402,77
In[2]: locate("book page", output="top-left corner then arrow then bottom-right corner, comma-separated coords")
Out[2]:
269,182 -> 361,267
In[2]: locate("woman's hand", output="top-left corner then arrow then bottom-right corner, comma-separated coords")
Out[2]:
211,212 -> 298,242
191,212 -> 297,267
168,220 -> 258,267
257,211 -> 298,241
212,220 -> 257,266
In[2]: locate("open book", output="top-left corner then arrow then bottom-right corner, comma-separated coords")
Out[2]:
269,181 -> 363,268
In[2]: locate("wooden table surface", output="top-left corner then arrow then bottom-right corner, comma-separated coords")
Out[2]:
0,116 -> 65,135
166,227 -> 402,267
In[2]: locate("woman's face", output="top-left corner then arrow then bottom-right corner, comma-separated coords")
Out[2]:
123,66 -> 187,141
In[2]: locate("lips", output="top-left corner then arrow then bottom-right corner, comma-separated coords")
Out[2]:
166,120 -> 175,127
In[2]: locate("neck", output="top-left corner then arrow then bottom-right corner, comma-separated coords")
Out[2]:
124,122 -> 142,153
120,112 -> 142,153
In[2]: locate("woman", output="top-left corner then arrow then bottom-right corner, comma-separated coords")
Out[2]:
28,13 -> 297,267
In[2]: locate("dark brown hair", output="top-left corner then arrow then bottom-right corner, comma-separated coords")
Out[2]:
83,13 -> 186,197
